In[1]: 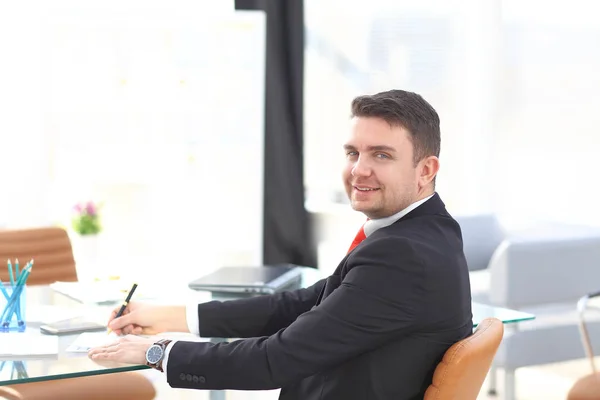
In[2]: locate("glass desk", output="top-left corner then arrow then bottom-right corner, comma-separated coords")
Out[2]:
0,274 -> 535,387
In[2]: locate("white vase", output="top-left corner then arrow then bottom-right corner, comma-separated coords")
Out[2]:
73,234 -> 100,282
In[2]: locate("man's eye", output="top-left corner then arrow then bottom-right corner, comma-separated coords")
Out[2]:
346,151 -> 358,157
376,153 -> 390,159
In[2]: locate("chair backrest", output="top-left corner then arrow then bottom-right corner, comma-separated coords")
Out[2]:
424,318 -> 504,400
0,227 -> 77,285
455,214 -> 505,271
488,232 -> 600,308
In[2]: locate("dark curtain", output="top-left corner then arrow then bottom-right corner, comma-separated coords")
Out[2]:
235,0 -> 316,268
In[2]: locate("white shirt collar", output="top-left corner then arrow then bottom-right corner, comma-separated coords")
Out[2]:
363,193 -> 435,237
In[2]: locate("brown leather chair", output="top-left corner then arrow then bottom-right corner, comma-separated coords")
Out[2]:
0,372 -> 156,400
424,317 -> 504,400
0,226 -> 156,400
0,386 -> 21,400
568,374 -> 600,400
566,291 -> 600,400
0,227 -> 78,285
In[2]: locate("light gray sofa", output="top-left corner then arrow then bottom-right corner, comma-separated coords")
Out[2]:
456,214 -> 505,272
456,215 -> 600,400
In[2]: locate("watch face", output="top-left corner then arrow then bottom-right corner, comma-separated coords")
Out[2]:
146,344 -> 163,364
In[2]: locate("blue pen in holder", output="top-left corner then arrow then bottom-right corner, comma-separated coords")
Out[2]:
1,259 -> 32,333
0,282 -> 26,332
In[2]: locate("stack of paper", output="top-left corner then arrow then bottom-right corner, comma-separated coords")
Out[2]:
0,333 -> 58,358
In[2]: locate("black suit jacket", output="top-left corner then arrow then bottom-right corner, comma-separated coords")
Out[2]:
166,193 -> 473,399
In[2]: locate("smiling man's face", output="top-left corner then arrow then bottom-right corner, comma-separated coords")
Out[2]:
342,116 -> 423,219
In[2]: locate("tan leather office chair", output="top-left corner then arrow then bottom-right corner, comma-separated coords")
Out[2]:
0,372 -> 156,400
0,386 -> 21,400
566,291 -> 600,400
424,317 -> 504,400
568,374 -> 600,400
0,227 -> 77,285
0,226 -> 156,400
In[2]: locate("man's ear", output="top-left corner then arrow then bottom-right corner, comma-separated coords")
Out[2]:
418,156 -> 440,189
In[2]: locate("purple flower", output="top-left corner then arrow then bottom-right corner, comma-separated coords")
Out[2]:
85,201 -> 97,216
73,203 -> 83,213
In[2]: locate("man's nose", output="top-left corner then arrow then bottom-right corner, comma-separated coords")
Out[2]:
351,157 -> 371,177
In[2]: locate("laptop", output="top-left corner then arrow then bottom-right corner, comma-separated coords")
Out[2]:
188,264 -> 304,295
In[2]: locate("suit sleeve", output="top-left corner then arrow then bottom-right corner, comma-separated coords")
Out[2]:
166,237 -> 425,390
195,279 -> 326,338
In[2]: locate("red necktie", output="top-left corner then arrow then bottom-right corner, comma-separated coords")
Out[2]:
347,224 -> 367,253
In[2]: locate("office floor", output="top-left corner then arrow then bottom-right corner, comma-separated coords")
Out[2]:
147,356 -> 599,400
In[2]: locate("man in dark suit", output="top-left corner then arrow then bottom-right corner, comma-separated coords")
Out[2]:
89,89 -> 472,399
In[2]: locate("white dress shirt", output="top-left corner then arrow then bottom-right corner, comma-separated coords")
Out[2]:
161,193 -> 435,374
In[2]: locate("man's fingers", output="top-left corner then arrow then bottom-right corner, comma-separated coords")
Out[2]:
132,326 -> 143,335
109,311 -> 134,330
107,308 -> 126,327
119,325 -> 133,335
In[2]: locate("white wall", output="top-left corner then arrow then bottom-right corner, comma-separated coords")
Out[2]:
304,0 -> 600,269
0,2 -> 266,286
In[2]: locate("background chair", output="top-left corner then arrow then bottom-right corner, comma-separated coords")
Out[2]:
0,387 -> 20,400
0,227 -> 77,285
567,290 -> 600,400
0,226 -> 156,400
424,317 -> 504,400
0,372 -> 156,400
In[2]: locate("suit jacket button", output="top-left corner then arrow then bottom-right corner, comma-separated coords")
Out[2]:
186,374 -> 193,382
199,376 -> 206,384
192,375 -> 199,383
179,373 -> 186,381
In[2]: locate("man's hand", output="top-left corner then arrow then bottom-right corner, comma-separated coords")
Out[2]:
88,335 -> 154,365
107,302 -> 189,336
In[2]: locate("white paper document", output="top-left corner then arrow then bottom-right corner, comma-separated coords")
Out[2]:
0,333 -> 58,358
66,332 -> 119,353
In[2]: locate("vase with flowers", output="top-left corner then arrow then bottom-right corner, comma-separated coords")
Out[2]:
71,201 -> 103,282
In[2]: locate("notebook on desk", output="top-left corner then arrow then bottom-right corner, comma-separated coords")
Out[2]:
188,264 -> 304,295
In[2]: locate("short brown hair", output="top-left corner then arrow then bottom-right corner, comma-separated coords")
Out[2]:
351,89 -> 440,165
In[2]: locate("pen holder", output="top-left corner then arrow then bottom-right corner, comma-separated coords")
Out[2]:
0,283 -> 26,332
0,360 -> 28,380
